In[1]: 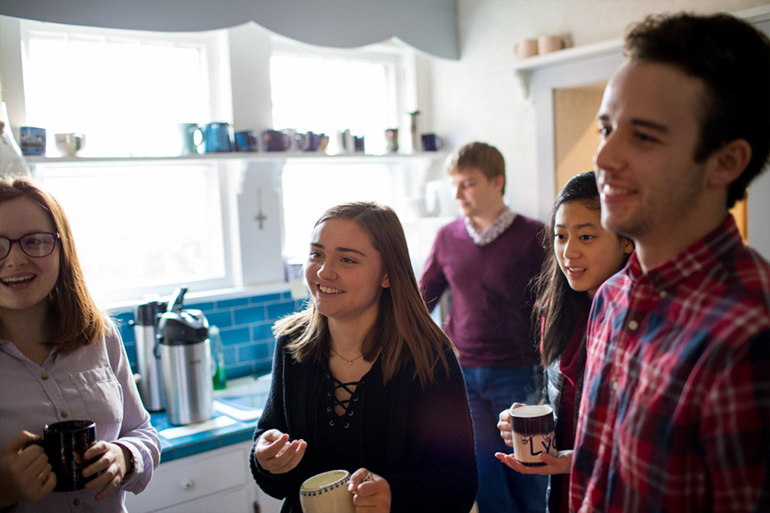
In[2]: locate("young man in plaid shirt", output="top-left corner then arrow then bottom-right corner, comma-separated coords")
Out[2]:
571,13 -> 770,513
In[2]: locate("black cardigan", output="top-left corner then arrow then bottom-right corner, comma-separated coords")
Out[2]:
250,336 -> 478,513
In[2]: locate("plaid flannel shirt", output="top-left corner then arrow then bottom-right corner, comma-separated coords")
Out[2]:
570,216 -> 770,513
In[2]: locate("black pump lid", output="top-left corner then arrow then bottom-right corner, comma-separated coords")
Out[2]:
158,310 -> 209,345
135,300 -> 167,326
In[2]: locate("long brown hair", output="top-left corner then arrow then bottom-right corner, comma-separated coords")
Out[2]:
0,176 -> 106,350
274,202 -> 454,386
533,172 -> 630,366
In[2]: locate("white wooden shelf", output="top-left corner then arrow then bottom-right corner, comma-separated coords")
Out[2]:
502,3 -> 770,99
24,151 -> 450,167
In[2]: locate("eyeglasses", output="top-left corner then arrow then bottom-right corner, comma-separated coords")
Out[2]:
0,232 -> 60,260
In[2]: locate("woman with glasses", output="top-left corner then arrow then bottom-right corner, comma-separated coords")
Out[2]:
251,202 -> 477,513
0,177 -> 160,512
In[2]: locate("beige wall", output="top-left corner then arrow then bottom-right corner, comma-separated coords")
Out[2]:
429,0 -> 769,220
554,84 -> 606,193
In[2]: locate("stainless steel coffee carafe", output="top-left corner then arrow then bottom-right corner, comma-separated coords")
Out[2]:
132,299 -> 167,412
158,288 -> 213,426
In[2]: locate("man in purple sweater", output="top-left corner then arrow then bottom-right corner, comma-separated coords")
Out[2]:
419,142 -> 547,513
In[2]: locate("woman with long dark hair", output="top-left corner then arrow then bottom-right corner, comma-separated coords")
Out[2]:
251,202 -> 477,513
495,172 -> 633,513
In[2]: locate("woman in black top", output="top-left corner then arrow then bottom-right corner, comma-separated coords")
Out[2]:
251,202 -> 477,513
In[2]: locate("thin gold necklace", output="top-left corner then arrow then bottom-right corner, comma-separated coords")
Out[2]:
331,347 -> 364,366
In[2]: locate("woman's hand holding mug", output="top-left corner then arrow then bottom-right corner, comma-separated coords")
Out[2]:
255,429 -> 307,474
0,431 -> 56,507
348,468 -> 390,513
495,402 -> 572,475
496,448 -> 573,475
82,441 -> 132,500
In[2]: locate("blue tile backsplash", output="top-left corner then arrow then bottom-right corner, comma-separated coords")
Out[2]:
112,291 -> 303,380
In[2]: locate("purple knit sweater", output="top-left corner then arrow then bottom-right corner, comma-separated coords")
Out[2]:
419,215 -> 545,368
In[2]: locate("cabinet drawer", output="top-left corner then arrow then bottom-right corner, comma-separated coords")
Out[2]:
157,486 -> 250,513
125,444 -> 249,513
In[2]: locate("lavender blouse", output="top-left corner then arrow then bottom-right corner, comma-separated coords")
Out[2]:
0,320 -> 160,512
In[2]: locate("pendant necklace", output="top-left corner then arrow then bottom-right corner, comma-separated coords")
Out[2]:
331,347 -> 364,366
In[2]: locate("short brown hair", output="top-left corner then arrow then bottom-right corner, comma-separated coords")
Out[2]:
275,202 -> 455,386
0,177 -> 106,351
445,142 -> 506,194
624,13 -> 770,208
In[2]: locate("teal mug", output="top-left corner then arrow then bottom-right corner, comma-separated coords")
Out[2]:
179,123 -> 204,155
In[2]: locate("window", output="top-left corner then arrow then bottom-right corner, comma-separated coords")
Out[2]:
19,20 -> 233,304
270,47 -> 402,155
281,162 -> 399,262
270,39 -> 416,261
35,161 -> 230,304
20,20 -> 223,157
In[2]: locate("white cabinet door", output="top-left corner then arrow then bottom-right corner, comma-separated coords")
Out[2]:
125,441 -> 255,513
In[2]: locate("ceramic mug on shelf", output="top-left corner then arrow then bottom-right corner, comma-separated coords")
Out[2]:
234,130 -> 258,152
384,128 -> 399,153
299,470 -> 356,513
514,38 -> 538,58
55,133 -> 85,157
538,35 -> 567,54
353,135 -> 365,153
179,123 -> 204,155
20,127 -> 46,156
262,130 -> 292,152
203,122 -> 233,153
421,133 -> 442,152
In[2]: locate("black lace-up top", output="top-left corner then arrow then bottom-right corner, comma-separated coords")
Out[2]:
316,374 -> 365,470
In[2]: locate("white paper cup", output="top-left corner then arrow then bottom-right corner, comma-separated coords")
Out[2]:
299,469 -> 356,513
510,404 -> 557,466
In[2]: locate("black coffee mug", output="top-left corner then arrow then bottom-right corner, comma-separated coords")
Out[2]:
32,420 -> 97,492
421,133 -> 443,152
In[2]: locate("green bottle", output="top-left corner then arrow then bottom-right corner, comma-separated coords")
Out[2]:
210,325 -> 227,390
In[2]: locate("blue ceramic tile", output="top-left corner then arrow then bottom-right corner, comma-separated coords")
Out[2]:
206,311 -> 233,329
124,344 -> 137,367
224,348 -> 237,366
118,325 -> 136,345
252,323 -> 274,341
252,293 -> 281,304
234,306 -> 266,325
114,311 -> 134,324
186,302 -> 215,312
281,291 -> 293,300
217,297 -> 248,309
254,361 -> 272,376
219,327 -> 250,346
255,342 -> 270,360
226,363 -> 255,380
267,301 -> 296,319
238,344 -> 259,362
